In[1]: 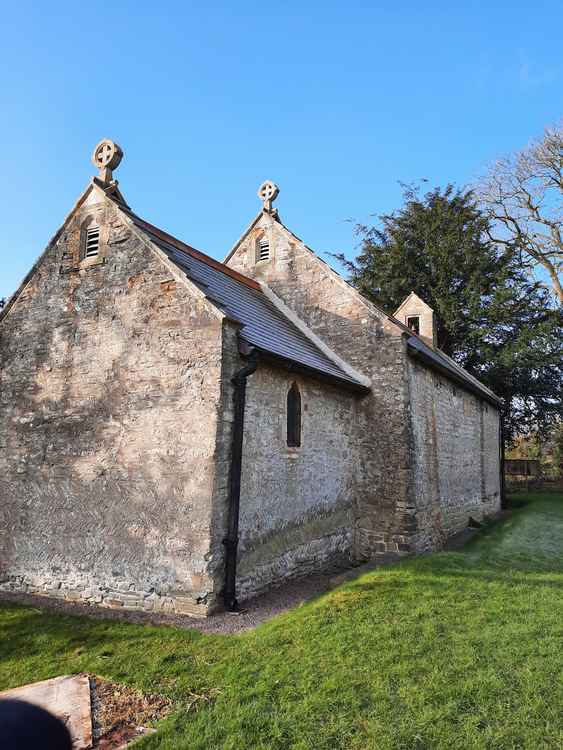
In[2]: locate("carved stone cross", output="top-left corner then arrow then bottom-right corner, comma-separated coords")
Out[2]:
91,139 -> 123,185
258,180 -> 279,213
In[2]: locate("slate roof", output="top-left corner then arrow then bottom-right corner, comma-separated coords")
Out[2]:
111,198 -> 498,405
225,208 -> 502,407
117,206 -> 368,392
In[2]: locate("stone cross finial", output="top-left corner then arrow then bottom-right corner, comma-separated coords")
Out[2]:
258,180 -> 279,213
92,139 -> 123,185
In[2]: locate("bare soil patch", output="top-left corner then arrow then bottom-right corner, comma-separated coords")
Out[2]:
89,675 -> 171,749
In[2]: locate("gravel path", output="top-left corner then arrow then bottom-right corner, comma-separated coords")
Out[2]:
0,571 -> 340,635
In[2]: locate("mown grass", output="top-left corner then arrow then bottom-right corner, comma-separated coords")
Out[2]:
1,492 -> 562,749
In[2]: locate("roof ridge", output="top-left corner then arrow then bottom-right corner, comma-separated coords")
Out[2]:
121,205 -> 367,391
119,206 -> 261,292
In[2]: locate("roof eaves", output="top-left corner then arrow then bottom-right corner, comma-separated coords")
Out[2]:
115,206 -> 366,389
226,211 -> 499,405
432,345 -> 501,401
249,343 -> 370,395
407,336 -> 502,407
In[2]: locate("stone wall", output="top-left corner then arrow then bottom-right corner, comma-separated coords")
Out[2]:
407,359 -> 501,550
227,211 -> 503,557
481,401 -> 502,514
0,189 -> 227,616
226,212 -> 416,560
0,188 -> 504,618
234,362 -> 360,600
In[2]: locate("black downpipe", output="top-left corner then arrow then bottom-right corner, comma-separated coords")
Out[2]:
223,348 -> 259,612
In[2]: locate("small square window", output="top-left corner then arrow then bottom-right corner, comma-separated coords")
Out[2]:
406,315 -> 420,335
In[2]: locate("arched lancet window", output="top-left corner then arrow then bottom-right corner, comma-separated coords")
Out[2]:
81,217 -> 100,260
287,382 -> 302,447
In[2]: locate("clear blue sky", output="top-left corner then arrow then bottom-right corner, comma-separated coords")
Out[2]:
1,1 -> 561,300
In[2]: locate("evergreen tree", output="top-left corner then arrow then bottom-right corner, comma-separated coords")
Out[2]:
333,183 -> 562,441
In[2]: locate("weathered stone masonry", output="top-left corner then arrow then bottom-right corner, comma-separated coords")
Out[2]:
226,207 -> 501,569
0,188 -> 231,615
407,360 -> 500,551
235,363 -> 360,600
226,211 -> 418,561
0,151 -> 502,615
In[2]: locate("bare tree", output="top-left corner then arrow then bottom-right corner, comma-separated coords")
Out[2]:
479,123 -> 563,304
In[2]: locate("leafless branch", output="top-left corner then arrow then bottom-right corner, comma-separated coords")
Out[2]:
477,122 -> 563,303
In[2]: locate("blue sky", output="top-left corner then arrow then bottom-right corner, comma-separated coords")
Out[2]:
1,1 -> 561,300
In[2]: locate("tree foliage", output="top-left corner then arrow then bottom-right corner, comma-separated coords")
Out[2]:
333,183 -> 562,441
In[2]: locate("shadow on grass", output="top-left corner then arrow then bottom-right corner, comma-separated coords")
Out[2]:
506,495 -> 533,510
0,602 -> 228,697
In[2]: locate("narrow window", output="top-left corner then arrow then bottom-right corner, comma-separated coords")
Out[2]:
406,315 -> 420,334
287,382 -> 302,447
84,225 -> 100,258
257,237 -> 270,262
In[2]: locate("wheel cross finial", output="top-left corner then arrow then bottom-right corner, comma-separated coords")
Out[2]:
91,139 -> 123,184
258,180 -> 279,213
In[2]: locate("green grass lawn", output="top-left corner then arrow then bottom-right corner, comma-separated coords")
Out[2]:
1,492 -> 562,749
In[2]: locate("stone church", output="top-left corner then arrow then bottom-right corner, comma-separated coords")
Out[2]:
0,141 -> 502,616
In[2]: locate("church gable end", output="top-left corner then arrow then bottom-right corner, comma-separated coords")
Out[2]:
0,152 -> 228,616
225,185 -> 416,562
226,183 -> 501,565
226,209 -> 405,376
